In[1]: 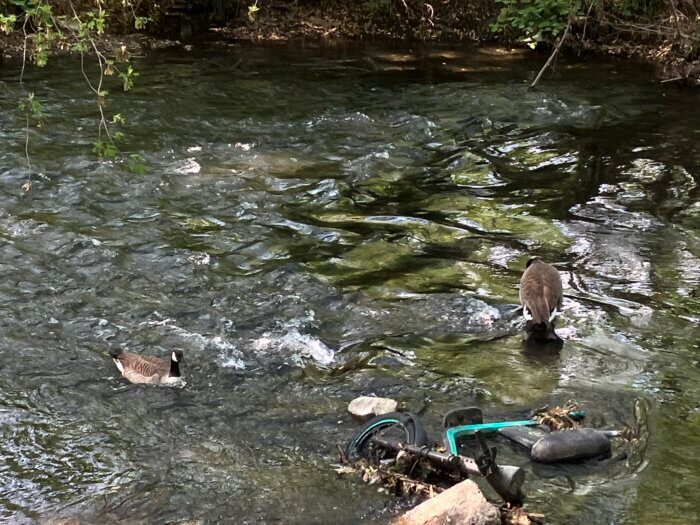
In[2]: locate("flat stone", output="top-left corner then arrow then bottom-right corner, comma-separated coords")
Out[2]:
393,479 -> 501,525
347,396 -> 398,422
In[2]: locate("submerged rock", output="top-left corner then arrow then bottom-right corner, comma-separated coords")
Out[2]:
348,396 -> 398,422
393,479 -> 500,525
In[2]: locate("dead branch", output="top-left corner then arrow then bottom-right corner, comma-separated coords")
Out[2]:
581,1 -> 594,42
529,0 -> 573,90
670,0 -> 685,39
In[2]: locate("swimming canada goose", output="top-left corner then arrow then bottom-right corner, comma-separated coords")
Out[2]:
519,258 -> 563,341
110,348 -> 184,385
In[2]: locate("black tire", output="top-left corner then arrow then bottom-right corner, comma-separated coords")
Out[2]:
345,411 -> 428,461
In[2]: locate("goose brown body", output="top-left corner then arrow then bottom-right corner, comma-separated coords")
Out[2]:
110,348 -> 183,385
519,258 -> 563,338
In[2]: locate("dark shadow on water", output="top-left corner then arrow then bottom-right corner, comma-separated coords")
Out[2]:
521,335 -> 564,364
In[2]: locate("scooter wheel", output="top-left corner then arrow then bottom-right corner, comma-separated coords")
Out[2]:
345,411 -> 428,461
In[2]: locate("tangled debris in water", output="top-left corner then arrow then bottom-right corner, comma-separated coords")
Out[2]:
532,403 -> 582,431
334,451 -> 546,524
502,506 -> 545,525
333,455 -> 448,501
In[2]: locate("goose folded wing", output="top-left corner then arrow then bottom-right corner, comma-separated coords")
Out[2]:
520,279 -> 551,323
127,355 -> 168,378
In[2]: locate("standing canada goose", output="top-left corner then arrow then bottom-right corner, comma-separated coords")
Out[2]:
110,348 -> 184,385
519,258 -> 563,341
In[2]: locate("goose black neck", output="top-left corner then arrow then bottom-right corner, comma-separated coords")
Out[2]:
169,358 -> 181,378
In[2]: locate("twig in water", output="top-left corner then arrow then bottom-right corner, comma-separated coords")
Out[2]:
336,443 -> 349,464
20,15 -> 28,84
22,112 -> 32,193
529,0 -> 573,90
20,15 -> 31,192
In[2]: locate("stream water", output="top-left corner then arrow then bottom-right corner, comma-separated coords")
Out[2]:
0,41 -> 698,524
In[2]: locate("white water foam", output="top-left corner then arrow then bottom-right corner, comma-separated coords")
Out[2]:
142,314 -> 246,369
252,328 -> 335,367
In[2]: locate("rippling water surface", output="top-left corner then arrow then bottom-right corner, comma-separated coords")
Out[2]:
1,42 -> 699,524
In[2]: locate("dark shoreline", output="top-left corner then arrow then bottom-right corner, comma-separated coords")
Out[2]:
1,4 -> 696,87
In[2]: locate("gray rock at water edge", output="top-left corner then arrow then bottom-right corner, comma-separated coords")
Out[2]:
347,396 -> 398,422
393,479 -> 501,525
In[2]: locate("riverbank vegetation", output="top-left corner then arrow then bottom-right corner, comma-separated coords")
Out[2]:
2,1 -> 698,83
184,1 -> 700,86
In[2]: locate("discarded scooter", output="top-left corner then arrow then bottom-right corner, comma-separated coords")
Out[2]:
345,411 -> 525,505
442,406 -> 612,463
344,405 -> 617,508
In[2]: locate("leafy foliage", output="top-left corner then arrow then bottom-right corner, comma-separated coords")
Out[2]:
92,139 -> 118,158
126,153 -> 147,175
18,92 -> 44,128
0,0 -> 150,162
0,13 -> 17,33
248,0 -> 259,22
118,65 -> 139,91
134,15 -> 150,30
491,0 -> 579,44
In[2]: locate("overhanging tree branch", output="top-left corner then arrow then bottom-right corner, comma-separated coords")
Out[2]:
528,0 -> 573,90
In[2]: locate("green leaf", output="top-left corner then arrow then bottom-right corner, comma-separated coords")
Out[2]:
0,14 -> 17,34
127,154 -> 147,174
93,140 -> 118,158
248,1 -> 259,22
134,16 -> 150,30
72,41 -> 89,53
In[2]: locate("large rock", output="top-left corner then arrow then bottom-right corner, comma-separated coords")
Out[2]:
393,479 -> 501,525
347,396 -> 398,422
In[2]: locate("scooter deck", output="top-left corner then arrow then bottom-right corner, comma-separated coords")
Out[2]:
499,426 -> 612,463
498,425 -> 547,450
